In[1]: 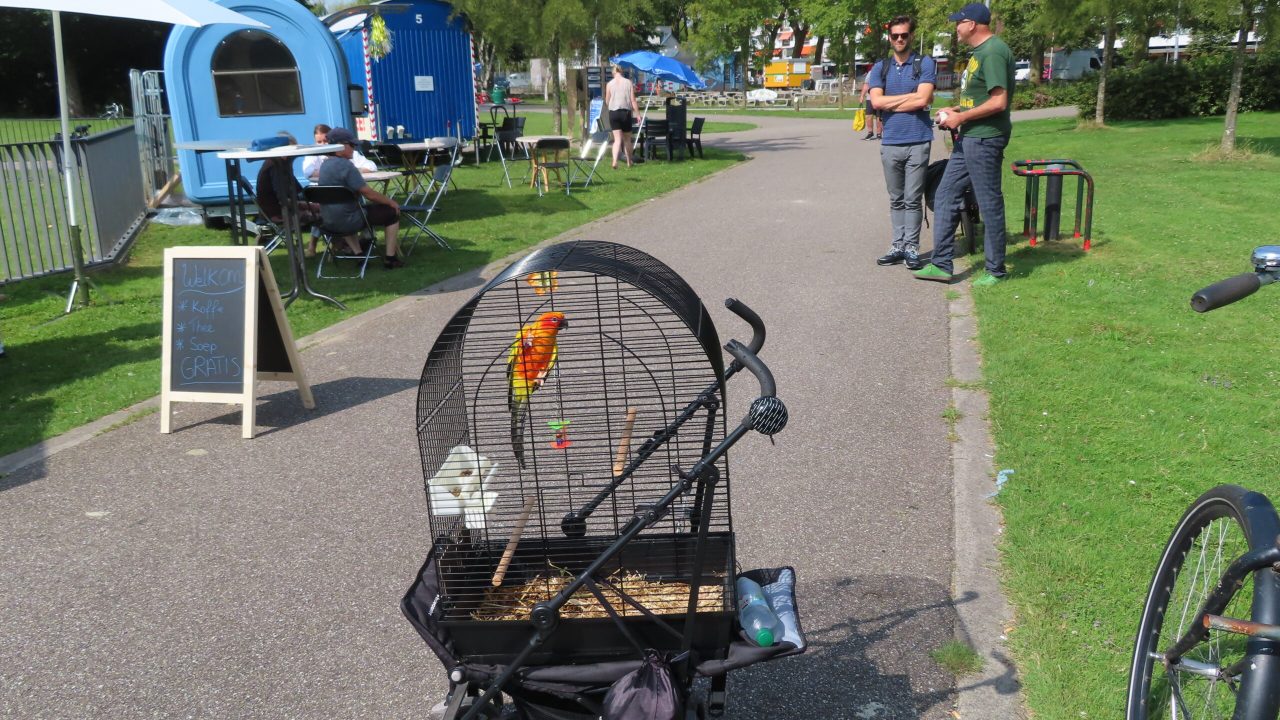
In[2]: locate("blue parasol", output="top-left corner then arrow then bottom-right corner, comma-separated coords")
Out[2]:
610,50 -> 707,90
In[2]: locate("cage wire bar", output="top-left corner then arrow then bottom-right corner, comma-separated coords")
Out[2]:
416,241 -> 738,663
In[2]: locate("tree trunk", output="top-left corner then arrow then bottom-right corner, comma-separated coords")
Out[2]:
550,36 -> 562,134
741,28 -> 751,90
1220,2 -> 1252,153
765,12 -> 785,62
1094,16 -> 1115,125
815,36 -> 826,66
791,23 -> 808,61
1030,35 -> 1045,86
64,49 -> 85,117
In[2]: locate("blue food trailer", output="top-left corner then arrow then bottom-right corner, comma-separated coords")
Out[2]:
328,1 -> 477,143
165,0 -> 355,205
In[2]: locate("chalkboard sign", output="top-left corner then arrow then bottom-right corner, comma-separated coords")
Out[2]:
161,247 -> 313,439
168,257 -> 248,393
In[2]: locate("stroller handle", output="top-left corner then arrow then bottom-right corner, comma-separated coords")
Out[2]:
724,298 -> 766,354
725,339 -> 776,399
1191,272 -> 1265,313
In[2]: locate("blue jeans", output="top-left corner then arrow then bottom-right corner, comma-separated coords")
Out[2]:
930,134 -> 1010,276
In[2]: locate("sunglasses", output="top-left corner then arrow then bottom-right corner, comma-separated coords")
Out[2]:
890,32 -> 911,40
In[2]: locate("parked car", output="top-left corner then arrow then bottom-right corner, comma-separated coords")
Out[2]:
506,72 -> 531,94
1049,50 -> 1101,81
1015,60 -> 1031,82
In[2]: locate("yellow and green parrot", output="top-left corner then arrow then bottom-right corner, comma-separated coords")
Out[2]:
507,311 -> 568,468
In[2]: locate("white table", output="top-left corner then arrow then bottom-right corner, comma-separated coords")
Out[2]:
176,140 -> 255,243
175,140 -> 252,152
219,145 -> 345,309
359,169 -> 403,195
382,138 -> 460,198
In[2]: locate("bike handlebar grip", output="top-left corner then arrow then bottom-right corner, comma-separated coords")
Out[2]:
1191,273 -> 1261,313
724,298 -> 766,354
724,339 -> 776,398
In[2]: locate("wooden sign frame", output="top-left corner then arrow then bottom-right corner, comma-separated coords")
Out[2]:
161,246 -> 313,438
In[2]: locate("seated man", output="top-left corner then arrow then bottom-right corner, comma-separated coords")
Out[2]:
302,123 -> 376,180
317,127 -> 404,269
253,132 -> 325,253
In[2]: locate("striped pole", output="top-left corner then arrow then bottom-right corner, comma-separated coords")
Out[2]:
469,33 -> 480,161
363,23 -> 378,141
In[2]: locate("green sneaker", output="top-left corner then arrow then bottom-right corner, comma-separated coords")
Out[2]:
913,264 -> 952,283
972,274 -> 1004,288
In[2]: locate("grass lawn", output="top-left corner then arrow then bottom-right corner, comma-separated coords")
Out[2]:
0,142 -> 747,461
971,112 -> 1280,718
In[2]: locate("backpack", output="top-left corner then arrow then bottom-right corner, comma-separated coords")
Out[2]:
872,55 -> 933,90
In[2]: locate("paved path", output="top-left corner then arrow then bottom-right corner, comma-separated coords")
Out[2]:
0,111 -> 1048,719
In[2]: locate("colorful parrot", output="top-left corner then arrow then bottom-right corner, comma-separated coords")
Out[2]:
526,271 -> 559,296
507,311 -> 568,468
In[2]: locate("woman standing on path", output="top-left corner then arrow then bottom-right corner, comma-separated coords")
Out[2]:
605,65 -> 640,169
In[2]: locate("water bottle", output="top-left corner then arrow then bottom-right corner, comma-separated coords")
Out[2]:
736,576 -> 783,647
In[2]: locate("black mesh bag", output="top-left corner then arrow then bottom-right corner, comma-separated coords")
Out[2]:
601,650 -> 683,720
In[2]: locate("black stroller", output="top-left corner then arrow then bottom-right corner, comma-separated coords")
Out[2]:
403,241 -> 805,719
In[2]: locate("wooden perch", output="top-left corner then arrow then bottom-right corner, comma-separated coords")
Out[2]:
613,407 -> 639,477
492,495 -> 537,587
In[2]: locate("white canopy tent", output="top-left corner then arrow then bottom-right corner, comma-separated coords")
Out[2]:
0,0 -> 265,310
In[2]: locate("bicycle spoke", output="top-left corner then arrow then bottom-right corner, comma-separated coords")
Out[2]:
1158,517 -> 1252,718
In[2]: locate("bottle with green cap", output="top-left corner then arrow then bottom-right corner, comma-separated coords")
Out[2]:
736,576 -> 783,647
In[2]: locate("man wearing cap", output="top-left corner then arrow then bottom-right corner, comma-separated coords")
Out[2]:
915,1 -> 1016,287
868,15 -> 936,271
317,127 -> 405,269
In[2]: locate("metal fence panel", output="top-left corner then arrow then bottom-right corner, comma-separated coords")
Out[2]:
0,141 -> 74,282
131,69 -> 173,203
0,125 -> 146,283
81,127 -> 146,259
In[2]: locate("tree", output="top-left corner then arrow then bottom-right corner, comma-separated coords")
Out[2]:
996,0 -> 1058,85
685,0 -> 777,90
0,10 -> 168,117
1194,0 -> 1279,151
454,0 -> 657,134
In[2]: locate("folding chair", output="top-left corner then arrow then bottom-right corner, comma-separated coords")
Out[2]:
492,118 -> 529,188
424,137 -> 461,192
399,162 -> 454,253
490,104 -> 512,127
302,185 -> 378,279
372,143 -> 426,200
686,117 -> 706,159
236,175 -> 286,254
570,123 -> 610,189
532,137 -> 571,197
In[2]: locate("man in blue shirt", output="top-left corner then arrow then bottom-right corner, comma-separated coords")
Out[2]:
868,15 -> 937,271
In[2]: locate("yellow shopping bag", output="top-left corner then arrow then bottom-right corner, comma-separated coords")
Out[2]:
853,108 -> 866,132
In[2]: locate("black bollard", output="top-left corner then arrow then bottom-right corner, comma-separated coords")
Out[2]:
1044,165 -> 1063,242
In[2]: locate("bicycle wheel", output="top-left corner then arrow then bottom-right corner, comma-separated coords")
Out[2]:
1126,485 -> 1280,719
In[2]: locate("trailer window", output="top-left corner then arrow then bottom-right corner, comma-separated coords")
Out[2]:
212,30 -> 303,117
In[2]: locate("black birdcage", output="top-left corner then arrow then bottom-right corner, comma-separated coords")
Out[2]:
403,241 -> 799,720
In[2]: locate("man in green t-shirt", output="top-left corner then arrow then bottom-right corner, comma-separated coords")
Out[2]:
914,2 -> 1017,287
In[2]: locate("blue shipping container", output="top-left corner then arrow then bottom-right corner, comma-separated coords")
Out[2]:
332,1 -> 476,142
